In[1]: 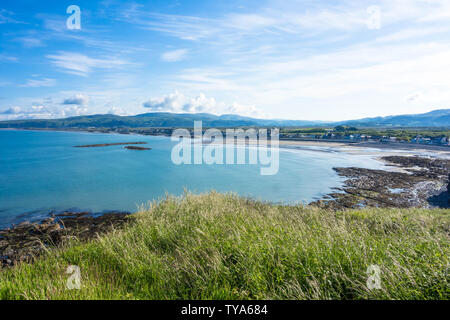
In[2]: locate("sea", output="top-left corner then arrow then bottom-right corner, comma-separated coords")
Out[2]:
0,129 -> 384,227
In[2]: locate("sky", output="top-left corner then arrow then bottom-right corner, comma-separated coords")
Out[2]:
1,0 -> 450,121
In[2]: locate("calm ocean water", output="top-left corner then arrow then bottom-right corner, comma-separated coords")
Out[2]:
0,130 -> 383,227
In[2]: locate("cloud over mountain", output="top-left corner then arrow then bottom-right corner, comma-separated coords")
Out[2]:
0,104 -> 88,120
142,91 -> 266,117
63,94 -> 90,106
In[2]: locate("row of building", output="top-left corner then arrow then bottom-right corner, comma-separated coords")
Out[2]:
281,132 -> 450,146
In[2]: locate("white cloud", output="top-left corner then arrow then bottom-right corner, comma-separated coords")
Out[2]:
4,0 -> 450,121
0,106 -> 22,115
165,35 -> 450,120
120,1 -> 450,42
107,106 -> 128,116
0,55 -> 18,62
161,49 -> 188,62
63,94 -> 90,105
21,78 -> 56,88
0,81 -> 13,87
46,52 -> 130,76
16,37 -> 44,48
0,104 -> 88,120
227,102 -> 263,117
142,91 -> 265,117
0,9 -> 26,25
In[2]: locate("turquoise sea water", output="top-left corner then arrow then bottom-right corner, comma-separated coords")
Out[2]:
0,130 -> 383,227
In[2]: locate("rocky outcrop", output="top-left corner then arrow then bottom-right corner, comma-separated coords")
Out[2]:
312,156 -> 450,210
0,212 -> 129,268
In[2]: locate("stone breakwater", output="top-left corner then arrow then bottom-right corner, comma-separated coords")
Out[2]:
0,212 -> 129,268
312,156 -> 450,210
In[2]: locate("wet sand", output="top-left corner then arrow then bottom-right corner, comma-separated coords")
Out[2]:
277,139 -> 450,159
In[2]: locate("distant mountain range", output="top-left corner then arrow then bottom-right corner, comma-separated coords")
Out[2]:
0,109 -> 449,129
335,109 -> 450,127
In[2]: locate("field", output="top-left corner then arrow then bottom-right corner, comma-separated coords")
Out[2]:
0,192 -> 448,300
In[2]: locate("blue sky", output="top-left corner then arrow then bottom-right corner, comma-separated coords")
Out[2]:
1,0 -> 450,121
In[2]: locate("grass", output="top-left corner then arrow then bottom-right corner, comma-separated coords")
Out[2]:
0,192 -> 449,300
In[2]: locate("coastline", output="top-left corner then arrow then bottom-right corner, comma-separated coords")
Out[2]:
1,128 -> 449,224
1,128 -> 449,211
2,127 -> 450,154
0,211 -> 130,268
3,127 -> 450,160
1,128 -> 449,267
278,139 -> 450,158
312,155 -> 450,210
1,153 -> 448,268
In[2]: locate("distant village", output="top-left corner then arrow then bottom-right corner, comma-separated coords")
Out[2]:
280,127 -> 450,146
89,125 -> 450,147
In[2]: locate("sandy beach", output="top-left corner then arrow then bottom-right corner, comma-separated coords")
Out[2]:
278,139 -> 450,159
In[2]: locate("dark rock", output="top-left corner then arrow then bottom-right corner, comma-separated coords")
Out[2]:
124,146 -> 151,150
0,212 -> 130,268
311,156 -> 450,210
74,142 -> 148,148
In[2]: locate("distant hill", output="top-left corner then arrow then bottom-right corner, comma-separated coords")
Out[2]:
0,109 -> 449,129
337,109 -> 450,127
0,112 -> 319,129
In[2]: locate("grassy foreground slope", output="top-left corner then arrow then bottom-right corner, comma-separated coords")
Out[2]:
0,192 -> 449,300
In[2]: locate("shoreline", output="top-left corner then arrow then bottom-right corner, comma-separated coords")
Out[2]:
0,129 -> 448,225
0,152 -> 448,267
2,127 -> 450,155
278,140 -> 450,159
0,211 -> 130,268
312,155 -> 449,210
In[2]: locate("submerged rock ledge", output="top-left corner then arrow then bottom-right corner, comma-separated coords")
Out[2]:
74,142 -> 147,148
124,146 -> 152,150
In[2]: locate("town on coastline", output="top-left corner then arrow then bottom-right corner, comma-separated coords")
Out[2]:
280,126 -> 450,146
80,125 -> 450,147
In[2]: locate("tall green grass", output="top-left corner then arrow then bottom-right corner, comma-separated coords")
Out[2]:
0,192 -> 449,300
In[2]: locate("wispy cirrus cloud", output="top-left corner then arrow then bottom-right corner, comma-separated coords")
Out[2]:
3,0 -> 450,121
161,49 -> 188,62
0,55 -> 18,62
0,9 -> 27,25
15,37 -> 45,48
46,52 -> 130,76
119,0 -> 450,44
20,78 -> 56,88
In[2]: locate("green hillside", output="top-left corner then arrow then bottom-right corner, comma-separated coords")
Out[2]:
1,109 -> 450,129
0,192 -> 448,300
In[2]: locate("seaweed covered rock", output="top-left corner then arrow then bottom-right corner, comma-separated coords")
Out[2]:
0,212 -> 130,268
